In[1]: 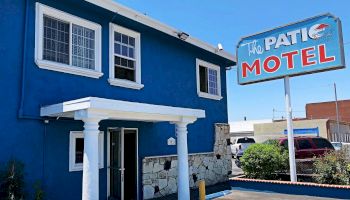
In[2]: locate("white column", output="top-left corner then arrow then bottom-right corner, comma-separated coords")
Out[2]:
81,117 -> 102,200
175,121 -> 190,200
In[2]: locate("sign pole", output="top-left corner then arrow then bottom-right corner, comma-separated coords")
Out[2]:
284,76 -> 297,182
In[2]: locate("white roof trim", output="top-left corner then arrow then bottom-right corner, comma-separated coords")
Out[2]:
40,97 -> 205,122
84,0 -> 236,62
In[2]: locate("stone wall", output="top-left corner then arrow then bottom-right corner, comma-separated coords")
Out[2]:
142,123 -> 231,199
342,143 -> 350,159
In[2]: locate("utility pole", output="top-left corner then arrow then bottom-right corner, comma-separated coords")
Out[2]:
334,83 -> 340,142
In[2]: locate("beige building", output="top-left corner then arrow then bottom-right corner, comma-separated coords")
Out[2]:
229,119 -> 272,138
254,119 -> 350,143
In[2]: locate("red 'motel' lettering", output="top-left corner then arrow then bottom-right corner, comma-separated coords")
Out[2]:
242,59 -> 261,78
319,44 -> 335,63
301,47 -> 316,67
263,56 -> 281,73
282,50 -> 298,69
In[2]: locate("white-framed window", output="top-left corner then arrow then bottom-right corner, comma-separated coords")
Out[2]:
196,59 -> 222,100
35,3 -> 103,78
69,131 -> 104,172
108,23 -> 143,89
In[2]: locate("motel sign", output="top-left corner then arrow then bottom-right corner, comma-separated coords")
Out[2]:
236,13 -> 345,182
237,13 -> 345,85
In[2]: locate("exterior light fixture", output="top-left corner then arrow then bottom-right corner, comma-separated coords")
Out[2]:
177,32 -> 189,40
215,43 -> 224,53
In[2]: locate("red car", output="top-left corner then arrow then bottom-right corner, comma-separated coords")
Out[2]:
274,136 -> 334,159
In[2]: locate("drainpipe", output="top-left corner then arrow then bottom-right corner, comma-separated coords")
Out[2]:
17,0 -> 42,121
17,0 -> 39,120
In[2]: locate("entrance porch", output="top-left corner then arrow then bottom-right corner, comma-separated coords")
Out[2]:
40,97 -> 205,200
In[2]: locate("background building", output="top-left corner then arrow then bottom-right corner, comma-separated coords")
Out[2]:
306,100 -> 350,122
229,119 -> 272,138
231,99 -> 350,143
254,119 -> 350,143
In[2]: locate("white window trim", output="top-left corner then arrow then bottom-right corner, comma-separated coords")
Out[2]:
109,23 -> 143,89
196,59 -> 222,100
69,131 -> 104,172
35,3 -> 103,79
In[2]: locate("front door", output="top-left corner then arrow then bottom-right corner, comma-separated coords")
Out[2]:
109,128 -> 138,200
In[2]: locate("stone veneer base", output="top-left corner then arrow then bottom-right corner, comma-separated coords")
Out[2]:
142,123 -> 232,199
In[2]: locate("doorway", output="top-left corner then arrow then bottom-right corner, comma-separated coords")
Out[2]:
108,128 -> 138,200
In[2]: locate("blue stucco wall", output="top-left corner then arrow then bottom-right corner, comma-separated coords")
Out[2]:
0,0 -> 233,199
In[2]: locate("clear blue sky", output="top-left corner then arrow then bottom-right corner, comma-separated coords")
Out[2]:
115,0 -> 350,121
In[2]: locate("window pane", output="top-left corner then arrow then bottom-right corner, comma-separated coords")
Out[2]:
115,32 -> 121,42
114,43 -> 121,55
128,47 -> 134,58
121,45 -> 128,56
122,34 -> 128,44
72,24 -> 95,70
298,139 -> 312,150
129,37 -> 135,47
43,15 -> 69,64
208,69 -> 218,95
120,57 -> 128,67
127,60 -> 135,69
312,138 -> 333,149
115,67 -> 135,81
199,66 -> 208,93
115,56 -> 121,66
237,138 -> 255,143
75,138 -> 84,163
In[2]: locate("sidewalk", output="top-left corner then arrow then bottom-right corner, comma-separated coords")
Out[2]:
150,182 -> 231,200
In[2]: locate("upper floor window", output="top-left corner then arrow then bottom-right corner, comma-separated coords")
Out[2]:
109,23 -> 143,90
196,59 -> 222,100
35,3 -> 102,78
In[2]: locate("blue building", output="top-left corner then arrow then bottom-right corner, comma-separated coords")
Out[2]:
0,0 -> 235,199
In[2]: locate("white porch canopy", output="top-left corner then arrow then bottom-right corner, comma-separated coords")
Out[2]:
40,97 -> 205,200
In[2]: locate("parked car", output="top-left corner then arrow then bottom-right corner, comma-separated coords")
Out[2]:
267,136 -> 334,159
230,137 -> 256,159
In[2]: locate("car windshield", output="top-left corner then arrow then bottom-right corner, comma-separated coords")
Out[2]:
312,138 -> 334,149
237,138 -> 255,143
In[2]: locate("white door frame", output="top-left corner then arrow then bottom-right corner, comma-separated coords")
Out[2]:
107,127 -> 139,200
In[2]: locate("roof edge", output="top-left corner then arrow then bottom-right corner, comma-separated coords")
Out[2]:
84,0 -> 236,63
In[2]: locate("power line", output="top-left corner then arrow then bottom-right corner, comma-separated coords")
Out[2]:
273,109 -> 305,113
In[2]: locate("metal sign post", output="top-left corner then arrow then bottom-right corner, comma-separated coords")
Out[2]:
284,76 -> 297,182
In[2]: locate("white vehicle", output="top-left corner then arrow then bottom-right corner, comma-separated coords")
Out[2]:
331,142 -> 342,151
331,142 -> 350,151
231,137 -> 256,158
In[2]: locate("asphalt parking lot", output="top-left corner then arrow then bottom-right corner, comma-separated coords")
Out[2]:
231,158 -> 243,177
